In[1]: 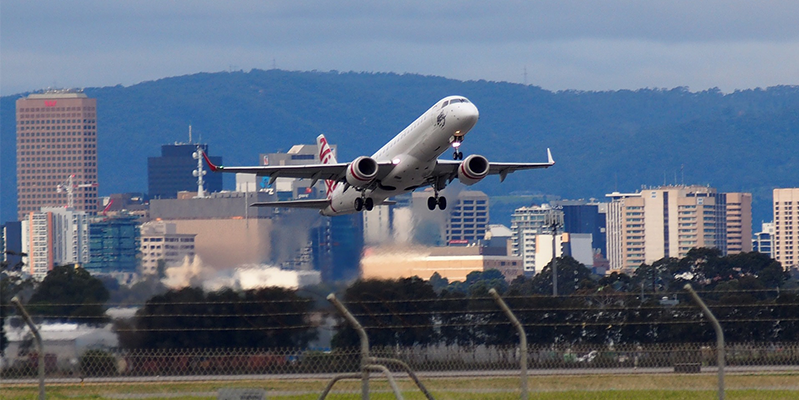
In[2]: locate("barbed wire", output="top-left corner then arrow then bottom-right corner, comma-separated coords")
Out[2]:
10,315 -> 794,333
4,286 -> 795,308
5,299 -> 799,320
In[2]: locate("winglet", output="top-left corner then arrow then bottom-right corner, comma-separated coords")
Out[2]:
547,148 -> 555,166
201,149 -> 221,172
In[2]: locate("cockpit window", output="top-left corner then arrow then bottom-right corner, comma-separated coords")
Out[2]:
448,98 -> 469,104
441,100 -> 449,108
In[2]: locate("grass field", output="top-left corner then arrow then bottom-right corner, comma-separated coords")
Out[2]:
2,372 -> 798,399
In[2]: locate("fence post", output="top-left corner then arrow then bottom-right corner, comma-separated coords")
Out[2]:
489,288 -> 527,400
684,284 -> 725,400
11,296 -> 45,400
327,293 -> 370,400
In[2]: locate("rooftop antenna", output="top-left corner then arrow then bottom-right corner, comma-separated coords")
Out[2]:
523,66 -> 528,86
681,164 -> 685,185
188,125 -> 192,144
192,147 -> 206,198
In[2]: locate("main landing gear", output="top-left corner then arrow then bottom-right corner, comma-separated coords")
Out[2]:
354,197 -> 374,212
427,195 -> 447,210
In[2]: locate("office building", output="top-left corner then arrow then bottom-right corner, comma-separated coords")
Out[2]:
554,200 -> 608,258
139,221 -> 196,275
148,143 -> 222,199
85,215 -> 140,275
2,222 -> 23,272
361,245 -> 523,283
20,207 -> 90,279
510,204 -> 563,274
444,190 -> 490,245
605,185 -> 749,271
725,192 -> 752,254
753,222 -> 774,258
363,204 -> 393,245
148,192 -> 277,269
16,90 -> 98,220
773,188 -> 799,269
312,214 -> 364,282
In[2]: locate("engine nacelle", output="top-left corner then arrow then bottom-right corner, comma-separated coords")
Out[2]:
346,156 -> 379,188
458,154 -> 489,186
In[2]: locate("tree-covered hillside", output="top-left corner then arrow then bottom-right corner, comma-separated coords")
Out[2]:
2,70 -> 798,225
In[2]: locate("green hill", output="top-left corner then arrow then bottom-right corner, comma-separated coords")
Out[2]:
2,69 -> 798,226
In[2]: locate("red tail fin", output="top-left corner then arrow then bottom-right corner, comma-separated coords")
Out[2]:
316,134 -> 338,198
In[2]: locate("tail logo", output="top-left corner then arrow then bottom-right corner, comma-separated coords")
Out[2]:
317,135 -> 338,198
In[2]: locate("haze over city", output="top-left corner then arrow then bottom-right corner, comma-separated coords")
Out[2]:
2,1 -> 799,96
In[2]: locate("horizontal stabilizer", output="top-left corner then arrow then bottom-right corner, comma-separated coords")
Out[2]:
250,199 -> 330,209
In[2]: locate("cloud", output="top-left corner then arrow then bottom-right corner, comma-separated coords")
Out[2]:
2,1 -> 799,95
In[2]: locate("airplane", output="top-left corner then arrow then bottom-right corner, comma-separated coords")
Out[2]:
202,95 -> 554,216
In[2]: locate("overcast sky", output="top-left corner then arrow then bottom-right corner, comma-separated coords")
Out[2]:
2,0 -> 798,96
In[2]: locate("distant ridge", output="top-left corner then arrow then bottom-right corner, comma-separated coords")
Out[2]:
3,69 -> 798,224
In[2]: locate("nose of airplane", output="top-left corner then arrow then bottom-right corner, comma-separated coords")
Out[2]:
454,101 -> 479,132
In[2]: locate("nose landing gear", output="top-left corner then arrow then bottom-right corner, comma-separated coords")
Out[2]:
452,136 -> 464,160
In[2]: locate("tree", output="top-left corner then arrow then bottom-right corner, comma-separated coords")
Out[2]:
529,256 -> 593,296
597,271 -> 632,292
332,277 -> 437,348
123,286 -> 316,349
726,251 -> 787,289
1,272 -> 35,355
632,257 -> 679,294
26,265 -> 109,325
428,272 -> 449,294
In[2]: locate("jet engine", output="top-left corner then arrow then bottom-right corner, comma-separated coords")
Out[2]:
346,156 -> 379,187
458,154 -> 490,185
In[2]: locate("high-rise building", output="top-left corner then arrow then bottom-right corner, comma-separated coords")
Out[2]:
554,200 -> 608,258
20,207 -> 90,279
725,192 -> 753,254
773,188 -> 799,269
444,190 -> 490,245
605,185 -> 749,272
753,222 -> 775,258
148,143 -> 222,199
2,222 -> 23,272
510,204 -> 562,274
363,204 -> 393,245
312,214 -> 364,282
85,215 -> 140,275
16,90 -> 99,220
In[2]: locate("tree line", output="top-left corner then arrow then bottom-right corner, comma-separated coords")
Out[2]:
2,248 -> 798,354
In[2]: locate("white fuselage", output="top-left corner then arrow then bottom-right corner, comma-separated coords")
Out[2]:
322,96 -> 479,216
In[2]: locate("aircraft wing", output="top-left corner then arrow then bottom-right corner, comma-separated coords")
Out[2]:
202,150 -> 395,183
251,199 -> 330,209
433,148 -> 555,182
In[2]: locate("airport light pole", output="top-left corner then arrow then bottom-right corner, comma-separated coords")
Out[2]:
545,209 -> 563,296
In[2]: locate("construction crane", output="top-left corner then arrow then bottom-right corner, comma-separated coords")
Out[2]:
56,174 -> 97,209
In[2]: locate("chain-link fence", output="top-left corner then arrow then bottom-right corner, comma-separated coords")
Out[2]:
3,343 -> 799,399
4,343 -> 799,379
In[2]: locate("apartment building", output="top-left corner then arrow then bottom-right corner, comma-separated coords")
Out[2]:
606,185 -> 749,271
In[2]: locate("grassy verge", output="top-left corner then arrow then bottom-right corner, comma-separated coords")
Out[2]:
2,372 -> 798,399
